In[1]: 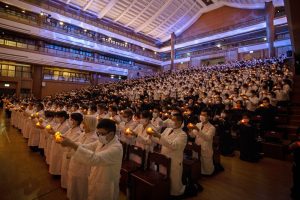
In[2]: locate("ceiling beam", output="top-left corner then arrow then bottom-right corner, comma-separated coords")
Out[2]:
98,0 -> 118,19
83,0 -> 94,11
134,0 -> 173,33
114,0 -> 138,22
124,0 -> 154,27
160,1 -> 224,42
196,0 -> 207,7
147,0 -> 185,36
155,1 -> 197,38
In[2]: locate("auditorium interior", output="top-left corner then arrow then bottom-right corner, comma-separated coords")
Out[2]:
1,0 -> 300,199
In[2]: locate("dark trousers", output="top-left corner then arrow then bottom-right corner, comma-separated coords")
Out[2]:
291,164 -> 300,199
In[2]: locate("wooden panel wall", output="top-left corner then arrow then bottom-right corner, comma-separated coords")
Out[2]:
177,6 -> 265,41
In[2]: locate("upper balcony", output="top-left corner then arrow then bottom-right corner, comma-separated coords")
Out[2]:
0,1 -> 161,61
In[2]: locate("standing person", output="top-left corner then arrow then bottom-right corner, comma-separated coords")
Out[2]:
60,113 -> 84,189
151,113 -> 187,197
60,119 -> 123,200
67,115 -> 98,200
289,128 -> 300,200
237,114 -> 259,162
188,109 -> 215,175
48,111 -> 70,175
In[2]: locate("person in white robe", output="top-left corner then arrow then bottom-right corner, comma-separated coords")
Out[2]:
60,119 -> 123,200
151,108 -> 163,133
48,111 -> 70,175
188,109 -> 215,175
151,113 -> 187,196
28,103 -> 45,147
66,115 -> 98,200
119,109 -> 138,145
61,113 -> 84,188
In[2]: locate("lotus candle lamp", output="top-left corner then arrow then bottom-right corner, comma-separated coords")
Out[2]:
146,127 -> 154,135
54,131 -> 63,142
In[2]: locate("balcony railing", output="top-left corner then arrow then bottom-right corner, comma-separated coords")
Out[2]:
174,10 -> 286,46
0,4 -> 161,60
19,0 -> 157,46
0,37 -> 146,71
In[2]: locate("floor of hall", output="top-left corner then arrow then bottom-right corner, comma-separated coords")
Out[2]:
0,109 -> 294,200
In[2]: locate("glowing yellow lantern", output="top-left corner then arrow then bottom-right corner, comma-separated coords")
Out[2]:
45,124 -> 52,130
146,127 -> 154,135
36,122 -> 41,127
125,128 -> 131,135
35,112 -> 39,117
31,114 -> 34,118
187,123 -> 195,129
54,131 -> 63,142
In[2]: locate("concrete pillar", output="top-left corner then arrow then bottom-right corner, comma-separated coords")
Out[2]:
170,32 -> 176,71
284,0 -> 300,74
265,2 -> 275,58
32,65 -> 43,99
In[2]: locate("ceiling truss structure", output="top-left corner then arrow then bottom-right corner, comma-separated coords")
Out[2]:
58,0 -> 284,42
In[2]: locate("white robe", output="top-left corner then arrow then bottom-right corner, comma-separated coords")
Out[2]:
49,120 -> 70,175
60,126 -> 83,188
67,131 -> 98,200
152,127 -> 187,196
28,110 -> 44,147
72,136 -> 123,200
191,122 -> 215,175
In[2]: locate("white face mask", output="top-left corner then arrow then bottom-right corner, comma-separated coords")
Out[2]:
98,135 -> 108,145
199,116 -> 207,123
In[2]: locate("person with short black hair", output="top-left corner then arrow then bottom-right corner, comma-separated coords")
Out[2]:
60,119 -> 123,200
151,113 -> 187,197
48,111 -> 70,175
188,109 -> 216,175
61,112 -> 84,188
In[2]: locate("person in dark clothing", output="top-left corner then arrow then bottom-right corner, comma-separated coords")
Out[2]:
255,97 -> 277,133
213,111 -> 234,156
237,113 -> 259,162
289,128 -> 300,200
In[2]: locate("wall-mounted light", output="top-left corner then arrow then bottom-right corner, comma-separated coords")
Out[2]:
5,5 -> 8,8
84,29 -> 87,32
59,21 -> 64,26
4,84 -> 10,87
249,51 -> 254,54
263,37 -> 267,41
40,11 -> 44,16
216,44 -> 221,48
22,10 -> 25,13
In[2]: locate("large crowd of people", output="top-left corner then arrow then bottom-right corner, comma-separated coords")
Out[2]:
1,56 -> 296,199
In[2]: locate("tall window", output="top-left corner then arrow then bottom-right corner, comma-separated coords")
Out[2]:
43,67 -> 90,83
0,61 -> 31,78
